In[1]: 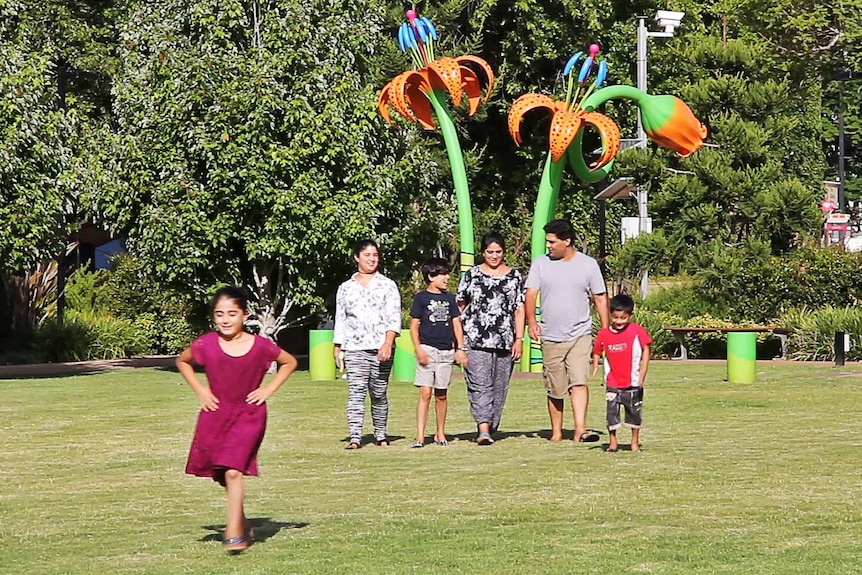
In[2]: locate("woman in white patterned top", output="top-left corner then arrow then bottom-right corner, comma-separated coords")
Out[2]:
457,232 -> 525,445
333,240 -> 402,449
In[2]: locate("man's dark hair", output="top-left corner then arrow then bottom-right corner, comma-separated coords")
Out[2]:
610,294 -> 635,314
421,257 -> 451,282
543,219 -> 574,243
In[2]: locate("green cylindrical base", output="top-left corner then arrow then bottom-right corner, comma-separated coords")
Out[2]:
519,337 -> 531,373
727,332 -> 756,384
529,338 -> 543,373
393,329 -> 415,383
309,329 -> 336,381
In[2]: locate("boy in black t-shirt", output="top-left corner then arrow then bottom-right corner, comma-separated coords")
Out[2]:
409,258 -> 468,448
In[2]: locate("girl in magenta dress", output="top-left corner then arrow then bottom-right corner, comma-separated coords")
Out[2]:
177,287 -> 298,553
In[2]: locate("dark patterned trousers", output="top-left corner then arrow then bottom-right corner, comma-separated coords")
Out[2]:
464,348 -> 513,433
344,350 -> 392,443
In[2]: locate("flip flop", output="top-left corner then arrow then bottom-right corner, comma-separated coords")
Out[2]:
605,447 -> 618,453
345,441 -> 361,450
434,439 -> 450,446
476,431 -> 494,445
577,431 -> 600,443
410,441 -> 424,449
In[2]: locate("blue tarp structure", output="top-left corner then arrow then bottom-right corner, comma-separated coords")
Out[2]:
94,238 -> 125,269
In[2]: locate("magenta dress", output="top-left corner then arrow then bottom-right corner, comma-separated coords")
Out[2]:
185,332 -> 281,483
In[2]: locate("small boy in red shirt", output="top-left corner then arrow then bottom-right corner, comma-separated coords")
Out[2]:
590,294 -> 651,452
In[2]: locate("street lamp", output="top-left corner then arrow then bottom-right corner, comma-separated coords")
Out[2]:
633,9 -> 684,297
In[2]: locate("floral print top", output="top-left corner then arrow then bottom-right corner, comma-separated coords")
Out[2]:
456,266 -> 525,351
333,272 -> 402,351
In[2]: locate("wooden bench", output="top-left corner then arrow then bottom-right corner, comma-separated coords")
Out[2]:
665,327 -> 792,361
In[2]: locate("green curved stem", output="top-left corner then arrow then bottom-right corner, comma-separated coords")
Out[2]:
427,88 -> 474,275
531,156 -> 565,261
581,84 -> 647,111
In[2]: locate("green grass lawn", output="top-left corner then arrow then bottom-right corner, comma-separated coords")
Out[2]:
1,362 -> 861,574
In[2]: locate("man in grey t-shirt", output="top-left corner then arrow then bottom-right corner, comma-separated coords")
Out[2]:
525,219 -> 609,443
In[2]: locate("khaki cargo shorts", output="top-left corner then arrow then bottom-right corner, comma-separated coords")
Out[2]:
541,336 -> 592,399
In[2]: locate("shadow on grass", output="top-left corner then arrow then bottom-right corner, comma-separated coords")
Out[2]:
590,443 -> 641,452
340,434 -> 408,448
446,428 -> 605,443
200,517 -> 309,543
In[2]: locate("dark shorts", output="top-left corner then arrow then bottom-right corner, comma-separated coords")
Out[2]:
606,387 -> 643,430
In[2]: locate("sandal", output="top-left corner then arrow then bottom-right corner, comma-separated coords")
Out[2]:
476,431 -> 494,445
345,441 -> 361,450
375,438 -> 390,447
434,439 -> 449,446
223,535 -> 249,553
410,441 -> 424,449
577,431 -> 600,443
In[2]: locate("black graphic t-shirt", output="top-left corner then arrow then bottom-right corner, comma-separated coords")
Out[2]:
410,290 -> 460,350
456,266 -> 525,351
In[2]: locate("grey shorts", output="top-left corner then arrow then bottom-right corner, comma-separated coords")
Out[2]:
414,344 -> 455,390
606,387 -> 643,430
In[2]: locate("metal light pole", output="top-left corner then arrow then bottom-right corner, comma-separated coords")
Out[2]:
633,11 -> 683,296
832,70 -> 862,213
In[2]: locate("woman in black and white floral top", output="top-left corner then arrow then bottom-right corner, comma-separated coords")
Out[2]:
456,232 -> 525,445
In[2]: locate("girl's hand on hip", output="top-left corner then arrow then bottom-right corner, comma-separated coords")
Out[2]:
197,389 -> 220,412
246,385 -> 275,406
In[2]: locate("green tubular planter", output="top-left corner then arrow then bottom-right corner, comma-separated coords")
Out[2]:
727,332 -> 757,384
392,329 -> 415,383
309,329 -> 336,381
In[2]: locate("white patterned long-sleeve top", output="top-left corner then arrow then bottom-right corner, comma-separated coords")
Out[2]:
333,272 -> 402,350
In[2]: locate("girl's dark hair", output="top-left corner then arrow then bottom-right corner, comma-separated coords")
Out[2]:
211,286 -> 250,313
610,293 -> 635,314
421,257 -> 451,282
481,231 -> 506,252
352,239 -> 380,258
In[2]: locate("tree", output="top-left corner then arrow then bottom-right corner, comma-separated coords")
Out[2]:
84,0 -> 445,335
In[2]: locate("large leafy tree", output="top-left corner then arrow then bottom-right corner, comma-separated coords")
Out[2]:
84,0 -> 444,334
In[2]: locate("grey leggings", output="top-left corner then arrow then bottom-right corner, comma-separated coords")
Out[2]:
464,348 -> 513,432
344,350 -> 392,443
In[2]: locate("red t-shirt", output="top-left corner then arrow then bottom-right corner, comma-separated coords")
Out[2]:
593,323 -> 652,389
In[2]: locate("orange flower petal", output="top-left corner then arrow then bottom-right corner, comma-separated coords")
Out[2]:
581,112 -> 621,168
428,57 -> 465,107
405,79 -> 436,130
548,109 -> 583,163
460,67 -> 481,116
507,93 -> 557,146
389,71 -> 427,124
454,55 -> 495,101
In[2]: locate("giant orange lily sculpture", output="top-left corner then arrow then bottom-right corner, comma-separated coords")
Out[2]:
509,44 -> 707,262
509,44 -> 707,370
378,10 -> 495,274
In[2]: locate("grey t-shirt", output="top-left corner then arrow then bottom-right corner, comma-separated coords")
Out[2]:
524,252 -> 606,342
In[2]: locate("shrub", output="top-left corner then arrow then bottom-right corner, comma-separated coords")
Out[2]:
33,310 -> 148,362
778,306 -> 862,361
